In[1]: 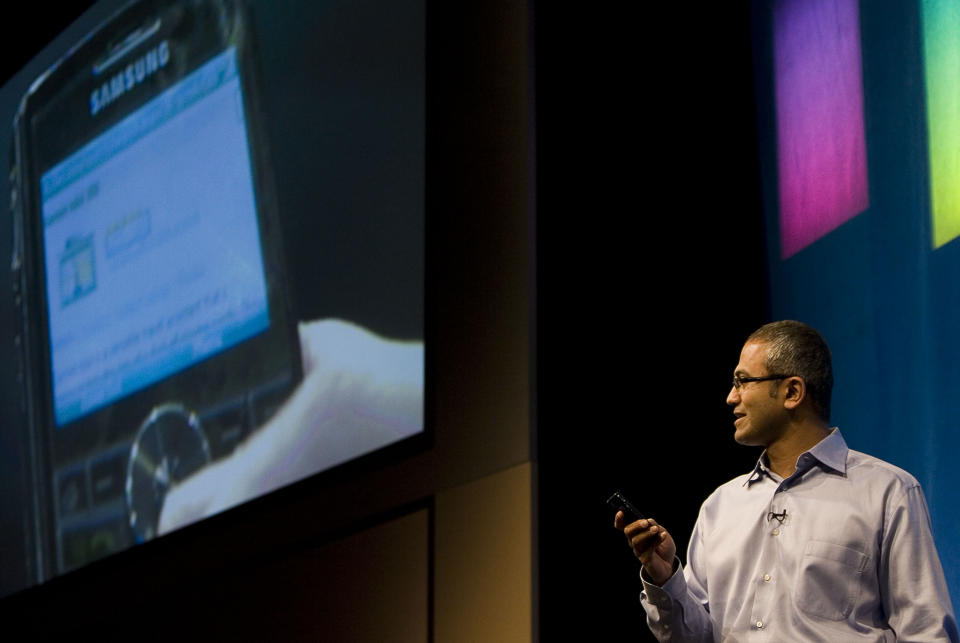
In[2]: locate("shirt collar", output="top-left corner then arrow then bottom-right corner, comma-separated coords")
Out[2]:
806,427 -> 848,475
745,427 -> 848,485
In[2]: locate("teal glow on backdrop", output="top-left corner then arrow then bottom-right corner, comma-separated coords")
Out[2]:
754,0 -> 959,612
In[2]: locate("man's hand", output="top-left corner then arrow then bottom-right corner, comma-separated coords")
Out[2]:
614,511 -> 677,586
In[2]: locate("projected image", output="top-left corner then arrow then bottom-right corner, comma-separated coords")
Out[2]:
1,0 -> 424,594
773,0 -> 869,258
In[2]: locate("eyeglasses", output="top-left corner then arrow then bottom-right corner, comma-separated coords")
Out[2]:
731,374 -> 792,391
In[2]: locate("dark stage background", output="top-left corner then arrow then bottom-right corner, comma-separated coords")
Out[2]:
536,3 -> 767,640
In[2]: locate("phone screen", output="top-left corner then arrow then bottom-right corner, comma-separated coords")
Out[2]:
39,46 -> 270,426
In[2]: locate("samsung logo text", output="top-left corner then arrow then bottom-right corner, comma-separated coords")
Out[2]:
90,41 -> 170,116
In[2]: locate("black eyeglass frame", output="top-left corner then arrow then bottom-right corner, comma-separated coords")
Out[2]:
731,374 -> 794,390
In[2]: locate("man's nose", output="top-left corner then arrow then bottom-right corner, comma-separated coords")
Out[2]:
726,386 -> 740,406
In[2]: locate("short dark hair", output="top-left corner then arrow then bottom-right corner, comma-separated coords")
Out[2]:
746,320 -> 833,422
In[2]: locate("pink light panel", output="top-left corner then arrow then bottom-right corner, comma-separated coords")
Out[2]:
774,0 -> 869,258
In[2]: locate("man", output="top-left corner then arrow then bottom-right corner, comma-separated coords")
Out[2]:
615,320 -> 957,641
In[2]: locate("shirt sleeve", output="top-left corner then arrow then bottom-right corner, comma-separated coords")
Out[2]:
639,513 -> 714,642
880,484 -> 959,642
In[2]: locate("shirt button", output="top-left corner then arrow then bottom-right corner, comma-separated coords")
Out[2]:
772,528 -> 780,536
763,574 -> 771,582
756,620 -> 764,629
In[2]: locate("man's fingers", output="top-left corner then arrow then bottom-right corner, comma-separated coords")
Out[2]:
629,526 -> 659,550
615,514 -> 669,562
623,517 -> 655,536
623,519 -> 669,557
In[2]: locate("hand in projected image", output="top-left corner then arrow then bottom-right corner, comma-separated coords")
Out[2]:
157,319 -> 423,536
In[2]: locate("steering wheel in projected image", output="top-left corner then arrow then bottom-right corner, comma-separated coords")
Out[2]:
125,404 -> 211,542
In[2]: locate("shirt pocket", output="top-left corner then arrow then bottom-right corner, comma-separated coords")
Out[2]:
794,540 -> 869,621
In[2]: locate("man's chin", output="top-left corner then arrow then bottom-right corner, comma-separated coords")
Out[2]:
733,425 -> 760,446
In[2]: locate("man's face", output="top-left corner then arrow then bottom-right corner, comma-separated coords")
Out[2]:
726,341 -> 788,447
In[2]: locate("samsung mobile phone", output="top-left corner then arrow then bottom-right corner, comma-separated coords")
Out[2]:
606,491 -> 646,523
10,0 -> 301,582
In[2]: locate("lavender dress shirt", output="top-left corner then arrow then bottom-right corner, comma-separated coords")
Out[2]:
640,429 -> 958,642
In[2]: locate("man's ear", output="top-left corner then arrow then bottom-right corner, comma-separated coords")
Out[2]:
782,376 -> 806,410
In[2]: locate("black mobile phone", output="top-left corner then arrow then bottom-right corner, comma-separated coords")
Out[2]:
10,0 -> 301,581
606,491 -> 646,523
